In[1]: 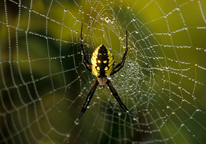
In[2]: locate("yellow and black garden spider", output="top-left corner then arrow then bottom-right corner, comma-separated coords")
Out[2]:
76,24 -> 136,122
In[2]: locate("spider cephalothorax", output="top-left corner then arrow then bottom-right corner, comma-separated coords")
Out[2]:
76,23 -> 136,122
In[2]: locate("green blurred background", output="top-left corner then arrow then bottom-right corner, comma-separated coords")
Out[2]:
0,0 -> 206,143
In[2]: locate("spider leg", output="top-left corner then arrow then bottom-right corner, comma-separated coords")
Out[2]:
80,23 -> 92,72
110,30 -> 128,76
76,79 -> 99,122
106,80 -> 137,118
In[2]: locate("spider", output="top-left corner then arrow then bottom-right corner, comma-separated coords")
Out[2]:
76,23 -> 136,122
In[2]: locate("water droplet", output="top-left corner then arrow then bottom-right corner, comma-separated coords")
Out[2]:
74,119 -> 79,125
133,117 -> 138,121
118,112 -> 122,116
105,17 -> 110,23
120,72 -> 125,77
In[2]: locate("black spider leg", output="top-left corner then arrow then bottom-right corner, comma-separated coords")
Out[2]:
76,79 -> 99,122
106,80 -> 137,118
110,30 -> 128,76
80,23 -> 92,72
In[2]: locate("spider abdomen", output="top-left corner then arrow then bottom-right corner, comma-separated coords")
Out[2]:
91,44 -> 114,77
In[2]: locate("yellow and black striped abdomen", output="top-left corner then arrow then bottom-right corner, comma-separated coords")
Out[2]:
91,44 -> 114,77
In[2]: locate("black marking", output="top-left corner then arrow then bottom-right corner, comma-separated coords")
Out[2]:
96,45 -> 109,77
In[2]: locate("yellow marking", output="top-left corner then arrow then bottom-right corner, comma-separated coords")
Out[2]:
91,46 -> 101,77
108,57 -> 114,67
97,67 -> 100,70
104,53 -> 106,55
103,60 -> 107,64
105,66 -> 113,77
99,53 -> 102,55
104,67 -> 108,71
98,60 -> 101,63
106,46 -> 114,67
105,46 -> 114,76
107,49 -> 111,55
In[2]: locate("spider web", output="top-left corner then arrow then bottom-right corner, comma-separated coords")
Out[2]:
0,0 -> 206,143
